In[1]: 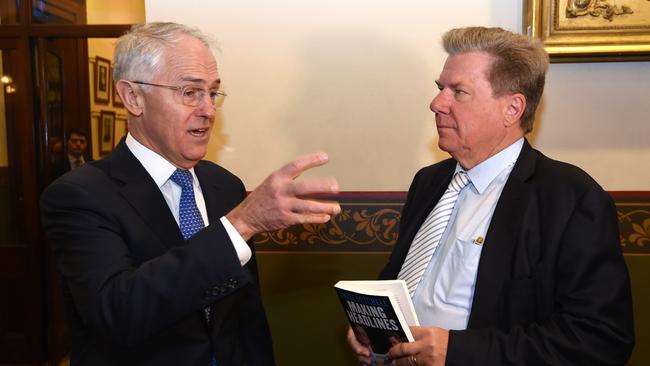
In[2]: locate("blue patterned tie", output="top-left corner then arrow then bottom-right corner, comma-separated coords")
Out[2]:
169,169 -> 216,366
170,169 -> 205,240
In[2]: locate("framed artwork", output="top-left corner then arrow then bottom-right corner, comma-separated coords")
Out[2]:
94,56 -> 111,104
98,110 -> 116,155
525,0 -> 650,62
112,81 -> 124,108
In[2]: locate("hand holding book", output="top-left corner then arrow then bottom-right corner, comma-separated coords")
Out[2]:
335,280 -> 419,366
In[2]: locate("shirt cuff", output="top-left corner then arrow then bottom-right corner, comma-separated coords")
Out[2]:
220,216 -> 252,266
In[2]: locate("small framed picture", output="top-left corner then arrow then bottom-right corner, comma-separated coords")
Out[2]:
98,110 -> 116,155
94,56 -> 111,104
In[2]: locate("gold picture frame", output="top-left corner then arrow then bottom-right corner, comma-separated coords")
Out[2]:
98,110 -> 116,156
525,0 -> 650,62
94,56 -> 111,104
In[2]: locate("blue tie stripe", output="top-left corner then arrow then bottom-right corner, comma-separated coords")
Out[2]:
169,169 -> 205,240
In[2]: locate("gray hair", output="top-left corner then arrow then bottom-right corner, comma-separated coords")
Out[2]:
113,22 -> 214,83
442,27 -> 549,133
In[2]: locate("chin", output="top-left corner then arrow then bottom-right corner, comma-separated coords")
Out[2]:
437,139 -> 455,152
182,149 -> 207,163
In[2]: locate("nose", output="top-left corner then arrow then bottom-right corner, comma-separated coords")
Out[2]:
430,90 -> 449,115
195,94 -> 216,119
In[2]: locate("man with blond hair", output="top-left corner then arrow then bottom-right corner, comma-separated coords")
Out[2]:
348,26 -> 634,366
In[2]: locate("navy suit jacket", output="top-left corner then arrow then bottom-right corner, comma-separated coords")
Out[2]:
380,140 -> 634,365
40,141 -> 275,366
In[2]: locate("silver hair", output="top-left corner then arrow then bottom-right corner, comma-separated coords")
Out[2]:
113,22 -> 215,83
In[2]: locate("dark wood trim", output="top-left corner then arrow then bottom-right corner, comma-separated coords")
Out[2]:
609,191 -> 650,199
0,6 -> 136,364
0,24 -> 132,38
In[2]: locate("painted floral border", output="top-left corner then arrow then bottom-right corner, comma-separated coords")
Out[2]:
252,192 -> 650,254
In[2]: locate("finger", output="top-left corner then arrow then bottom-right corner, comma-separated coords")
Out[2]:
388,340 -> 418,359
290,198 -> 341,216
287,213 -> 333,226
277,152 -> 329,180
388,342 -> 405,358
347,327 -> 371,358
289,177 -> 340,196
409,326 -> 428,339
357,355 -> 372,366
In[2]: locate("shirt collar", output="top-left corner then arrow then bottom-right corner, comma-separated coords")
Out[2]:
125,133 -> 198,188
456,138 -> 524,194
67,153 -> 84,164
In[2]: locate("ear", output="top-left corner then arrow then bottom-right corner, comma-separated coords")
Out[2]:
503,93 -> 526,127
115,80 -> 144,116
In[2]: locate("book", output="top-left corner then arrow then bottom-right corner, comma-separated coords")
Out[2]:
335,280 -> 419,366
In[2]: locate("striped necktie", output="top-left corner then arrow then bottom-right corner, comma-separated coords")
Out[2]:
398,171 -> 471,296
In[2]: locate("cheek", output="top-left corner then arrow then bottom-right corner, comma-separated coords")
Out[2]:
454,105 -> 490,137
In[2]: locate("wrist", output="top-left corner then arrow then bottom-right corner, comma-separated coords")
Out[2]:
225,209 -> 255,241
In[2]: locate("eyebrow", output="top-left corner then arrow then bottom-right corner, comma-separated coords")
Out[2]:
435,80 -> 463,90
180,77 -> 222,87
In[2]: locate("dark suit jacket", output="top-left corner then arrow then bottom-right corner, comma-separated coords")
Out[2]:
380,140 -> 634,365
50,155 -> 92,181
40,141 -> 275,366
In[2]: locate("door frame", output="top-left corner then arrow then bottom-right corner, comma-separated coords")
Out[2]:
0,2 -> 131,363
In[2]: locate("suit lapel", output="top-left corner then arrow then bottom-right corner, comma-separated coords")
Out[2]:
405,167 -> 455,245
107,141 -> 183,249
468,140 -> 537,327
194,162 -> 224,225
389,162 -> 455,278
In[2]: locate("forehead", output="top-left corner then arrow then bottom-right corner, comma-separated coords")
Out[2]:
157,36 -> 220,84
439,51 -> 492,85
69,133 -> 86,140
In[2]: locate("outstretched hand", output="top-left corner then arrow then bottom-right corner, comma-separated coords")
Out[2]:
226,152 -> 341,241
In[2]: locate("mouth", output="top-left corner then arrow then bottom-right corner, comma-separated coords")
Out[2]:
435,117 -> 456,130
188,127 -> 209,138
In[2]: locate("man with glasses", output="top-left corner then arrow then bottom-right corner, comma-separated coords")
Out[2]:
40,22 -> 340,366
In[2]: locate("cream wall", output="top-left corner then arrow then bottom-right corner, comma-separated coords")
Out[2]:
146,0 -> 650,191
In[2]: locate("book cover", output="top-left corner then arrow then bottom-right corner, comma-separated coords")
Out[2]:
335,280 -> 419,366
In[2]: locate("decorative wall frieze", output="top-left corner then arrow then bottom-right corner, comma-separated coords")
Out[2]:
253,192 -> 650,254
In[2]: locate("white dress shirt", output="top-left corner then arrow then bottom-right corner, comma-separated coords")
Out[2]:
412,138 -> 524,329
67,153 -> 85,169
125,133 -> 251,266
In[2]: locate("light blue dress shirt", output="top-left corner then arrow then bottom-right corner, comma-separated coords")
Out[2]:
412,138 -> 524,329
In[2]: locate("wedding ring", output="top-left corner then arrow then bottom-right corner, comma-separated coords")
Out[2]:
408,355 -> 418,366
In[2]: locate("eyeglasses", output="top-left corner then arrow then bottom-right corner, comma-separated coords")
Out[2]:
132,81 -> 227,107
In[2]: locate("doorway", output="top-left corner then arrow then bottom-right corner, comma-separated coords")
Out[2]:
0,1 -> 137,364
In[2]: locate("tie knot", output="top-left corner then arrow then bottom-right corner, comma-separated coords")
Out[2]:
170,169 -> 194,190
449,171 -> 470,192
